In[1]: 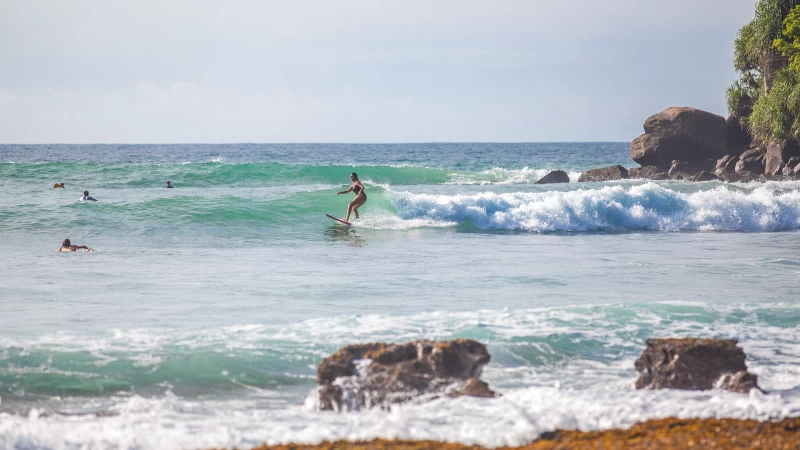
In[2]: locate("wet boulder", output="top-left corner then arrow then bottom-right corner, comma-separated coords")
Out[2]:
765,140 -> 800,175
535,170 -> 570,184
782,157 -> 800,177
578,165 -> 628,182
635,338 -> 760,393
720,172 -> 761,183
715,155 -> 740,176
629,165 -> 669,180
690,171 -> 718,182
631,107 -> 728,169
314,339 -> 494,411
735,148 -> 766,174
668,160 -> 707,180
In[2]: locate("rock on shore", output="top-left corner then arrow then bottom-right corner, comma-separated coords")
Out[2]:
313,339 -> 494,411
577,165 -> 628,182
631,107 -> 728,169
246,417 -> 800,449
534,170 -> 570,184
634,338 -> 760,393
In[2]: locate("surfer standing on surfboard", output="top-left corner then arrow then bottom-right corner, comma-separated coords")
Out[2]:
336,173 -> 367,222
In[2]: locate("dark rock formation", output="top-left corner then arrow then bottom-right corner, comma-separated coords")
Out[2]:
535,170 -> 570,184
715,155 -> 740,176
578,165 -> 628,182
782,156 -> 800,176
635,338 -> 760,393
690,171 -> 718,182
735,148 -> 766,174
725,115 -> 753,156
720,172 -> 761,183
315,339 -> 494,411
667,160 -> 709,180
631,107 -> 728,169
628,165 -> 669,180
765,140 -> 800,175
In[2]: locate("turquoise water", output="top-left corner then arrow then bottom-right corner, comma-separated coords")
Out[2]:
1,144 -> 799,449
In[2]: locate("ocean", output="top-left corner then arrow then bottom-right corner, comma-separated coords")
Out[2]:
0,143 -> 799,449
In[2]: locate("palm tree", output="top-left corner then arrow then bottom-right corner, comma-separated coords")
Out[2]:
744,0 -> 799,93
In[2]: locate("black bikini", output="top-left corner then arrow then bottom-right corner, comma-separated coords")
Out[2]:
353,184 -> 363,195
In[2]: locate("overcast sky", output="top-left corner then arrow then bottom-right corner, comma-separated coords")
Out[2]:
0,1 -> 756,143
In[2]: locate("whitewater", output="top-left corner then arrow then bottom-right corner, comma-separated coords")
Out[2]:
1,143 -> 799,449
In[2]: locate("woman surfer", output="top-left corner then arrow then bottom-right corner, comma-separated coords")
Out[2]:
336,173 -> 367,222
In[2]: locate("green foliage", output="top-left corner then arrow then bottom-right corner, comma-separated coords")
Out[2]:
774,6 -> 800,72
748,69 -> 800,140
726,80 -> 753,118
730,0 -> 800,141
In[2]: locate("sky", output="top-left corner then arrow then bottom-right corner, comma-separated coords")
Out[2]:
0,1 -> 757,143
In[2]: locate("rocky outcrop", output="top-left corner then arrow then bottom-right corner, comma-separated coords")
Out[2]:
735,148 -> 766,174
634,338 -> 760,393
578,165 -> 628,182
628,165 -> 669,180
314,339 -> 494,411
535,170 -> 570,184
631,107 -> 728,169
765,140 -> 800,175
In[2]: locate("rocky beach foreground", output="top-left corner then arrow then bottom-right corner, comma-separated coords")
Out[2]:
237,417 -> 800,449
221,338 -> 796,450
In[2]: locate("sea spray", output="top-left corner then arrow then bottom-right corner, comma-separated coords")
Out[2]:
391,182 -> 800,232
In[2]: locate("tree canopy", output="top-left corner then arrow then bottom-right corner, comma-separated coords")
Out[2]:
729,0 -> 800,141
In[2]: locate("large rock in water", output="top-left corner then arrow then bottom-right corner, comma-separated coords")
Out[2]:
635,338 -> 760,393
535,170 -> 570,184
631,107 -> 728,169
313,339 -> 494,411
578,165 -> 628,182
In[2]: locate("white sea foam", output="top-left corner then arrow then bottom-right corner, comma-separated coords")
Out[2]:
2,303 -> 798,449
390,182 -> 800,231
446,167 -> 584,185
1,383 -> 798,449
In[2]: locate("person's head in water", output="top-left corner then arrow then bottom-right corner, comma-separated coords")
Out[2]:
350,173 -> 358,182
166,181 -> 171,187
83,191 -> 89,197
62,238 -> 71,248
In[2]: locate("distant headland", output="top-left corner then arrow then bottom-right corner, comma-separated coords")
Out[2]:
535,0 -> 800,185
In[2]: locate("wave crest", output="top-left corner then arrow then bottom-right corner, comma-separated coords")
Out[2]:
392,183 -> 800,232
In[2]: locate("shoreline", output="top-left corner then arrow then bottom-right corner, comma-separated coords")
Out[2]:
236,417 -> 800,450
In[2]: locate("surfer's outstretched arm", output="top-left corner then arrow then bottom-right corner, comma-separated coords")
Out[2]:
336,185 -> 354,196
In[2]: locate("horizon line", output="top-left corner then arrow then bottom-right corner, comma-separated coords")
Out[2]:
0,141 -> 630,146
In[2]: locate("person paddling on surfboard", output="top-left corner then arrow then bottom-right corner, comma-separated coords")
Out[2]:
58,238 -> 93,252
336,172 -> 367,222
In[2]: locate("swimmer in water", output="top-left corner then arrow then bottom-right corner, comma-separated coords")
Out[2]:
166,181 -> 173,188
58,239 -> 93,252
80,190 -> 97,201
336,172 -> 367,222
53,183 -> 65,188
